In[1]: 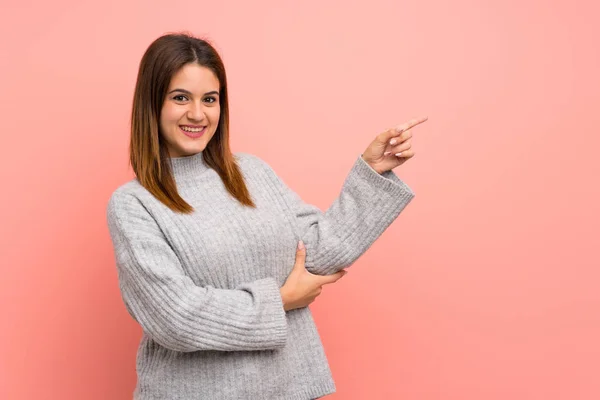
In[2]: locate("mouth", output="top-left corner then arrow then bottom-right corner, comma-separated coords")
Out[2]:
179,125 -> 207,138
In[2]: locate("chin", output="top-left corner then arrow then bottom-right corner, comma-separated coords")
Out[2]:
182,146 -> 206,156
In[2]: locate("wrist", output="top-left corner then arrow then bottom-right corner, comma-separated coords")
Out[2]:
360,155 -> 384,175
279,287 -> 291,311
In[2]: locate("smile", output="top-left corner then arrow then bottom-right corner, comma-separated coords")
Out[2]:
179,125 -> 206,138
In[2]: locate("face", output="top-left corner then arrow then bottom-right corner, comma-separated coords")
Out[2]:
159,63 -> 221,158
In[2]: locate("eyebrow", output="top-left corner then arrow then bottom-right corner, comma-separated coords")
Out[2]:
167,89 -> 220,96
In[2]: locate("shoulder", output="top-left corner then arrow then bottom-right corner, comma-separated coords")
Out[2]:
106,179 -> 152,222
108,179 -> 143,204
233,152 -> 276,174
234,151 -> 268,166
232,152 -> 291,195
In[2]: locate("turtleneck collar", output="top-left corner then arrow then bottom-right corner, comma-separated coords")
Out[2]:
169,151 -> 210,181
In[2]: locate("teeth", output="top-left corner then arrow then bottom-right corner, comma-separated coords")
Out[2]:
181,126 -> 205,132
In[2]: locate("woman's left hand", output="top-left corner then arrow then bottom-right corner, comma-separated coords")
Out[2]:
361,116 -> 428,174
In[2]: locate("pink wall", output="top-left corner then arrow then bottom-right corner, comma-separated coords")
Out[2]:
2,0 -> 599,399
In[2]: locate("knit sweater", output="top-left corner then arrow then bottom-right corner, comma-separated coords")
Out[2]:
106,151 -> 415,400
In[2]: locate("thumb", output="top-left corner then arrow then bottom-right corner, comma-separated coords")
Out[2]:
294,240 -> 306,269
375,128 -> 397,146
320,269 -> 348,285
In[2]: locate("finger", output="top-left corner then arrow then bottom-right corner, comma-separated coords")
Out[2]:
394,149 -> 415,158
388,129 -> 413,147
320,270 -> 347,285
376,127 -> 398,145
390,138 -> 412,153
294,240 -> 306,269
394,116 -> 428,135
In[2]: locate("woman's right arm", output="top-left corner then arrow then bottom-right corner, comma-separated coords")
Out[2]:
106,191 -> 288,353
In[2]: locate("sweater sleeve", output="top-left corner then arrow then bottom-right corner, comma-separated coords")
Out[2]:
252,154 -> 415,275
106,191 -> 288,353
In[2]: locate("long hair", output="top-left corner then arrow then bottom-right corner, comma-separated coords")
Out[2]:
130,32 -> 255,213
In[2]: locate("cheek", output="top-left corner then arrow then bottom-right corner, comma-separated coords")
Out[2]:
160,104 -> 182,126
209,107 -> 221,124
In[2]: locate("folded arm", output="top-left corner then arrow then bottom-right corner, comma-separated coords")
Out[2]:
106,192 -> 287,353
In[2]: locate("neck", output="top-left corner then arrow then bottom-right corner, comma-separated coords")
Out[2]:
169,151 -> 209,181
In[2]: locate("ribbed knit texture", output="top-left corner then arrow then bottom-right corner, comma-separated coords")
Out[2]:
106,151 -> 415,400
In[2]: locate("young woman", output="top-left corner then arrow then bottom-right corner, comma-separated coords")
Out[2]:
106,32 -> 426,400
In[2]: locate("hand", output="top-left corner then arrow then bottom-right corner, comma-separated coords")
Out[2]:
280,241 -> 347,311
361,116 -> 428,174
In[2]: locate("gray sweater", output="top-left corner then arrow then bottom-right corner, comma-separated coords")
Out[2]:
106,151 -> 415,400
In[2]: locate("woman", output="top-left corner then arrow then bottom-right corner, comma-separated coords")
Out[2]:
106,32 -> 427,400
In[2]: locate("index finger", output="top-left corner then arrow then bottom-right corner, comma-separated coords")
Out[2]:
395,116 -> 428,133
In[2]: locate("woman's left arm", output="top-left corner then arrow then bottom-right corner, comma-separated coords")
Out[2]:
254,117 -> 428,275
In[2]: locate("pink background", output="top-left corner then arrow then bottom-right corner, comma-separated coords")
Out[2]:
2,0 -> 599,399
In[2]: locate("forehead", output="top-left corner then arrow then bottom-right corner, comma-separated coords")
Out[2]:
168,63 -> 220,91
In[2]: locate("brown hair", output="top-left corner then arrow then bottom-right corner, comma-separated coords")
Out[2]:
130,32 -> 255,213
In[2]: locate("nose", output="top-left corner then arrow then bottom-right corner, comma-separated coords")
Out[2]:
187,100 -> 206,122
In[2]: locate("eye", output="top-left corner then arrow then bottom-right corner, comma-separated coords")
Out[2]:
173,95 -> 188,102
204,96 -> 217,104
